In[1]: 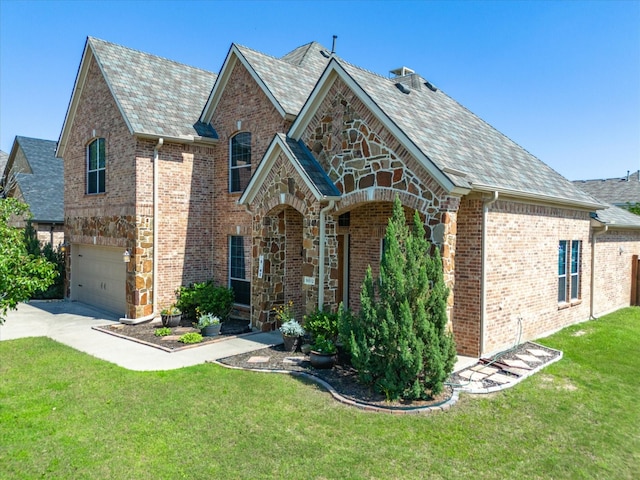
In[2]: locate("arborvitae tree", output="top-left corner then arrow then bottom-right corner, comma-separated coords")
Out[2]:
346,195 -> 456,400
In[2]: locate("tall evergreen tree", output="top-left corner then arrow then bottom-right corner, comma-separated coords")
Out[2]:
345,196 -> 456,400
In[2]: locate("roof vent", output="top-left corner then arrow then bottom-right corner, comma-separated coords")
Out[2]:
395,82 -> 411,94
425,81 -> 437,92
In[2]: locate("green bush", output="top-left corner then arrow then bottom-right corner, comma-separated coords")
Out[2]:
178,332 -> 202,344
154,327 -> 172,337
303,308 -> 339,341
176,281 -> 234,321
23,221 -> 64,300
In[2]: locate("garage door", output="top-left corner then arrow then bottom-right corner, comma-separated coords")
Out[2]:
74,245 -> 126,316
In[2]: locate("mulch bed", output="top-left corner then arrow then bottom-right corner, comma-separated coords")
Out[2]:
95,319 -> 560,410
97,318 -> 251,352
217,344 -> 454,410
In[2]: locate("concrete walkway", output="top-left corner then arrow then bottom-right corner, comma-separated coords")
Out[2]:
0,301 -> 282,371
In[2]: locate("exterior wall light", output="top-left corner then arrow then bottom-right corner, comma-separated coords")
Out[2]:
60,242 -> 70,253
123,250 -> 131,263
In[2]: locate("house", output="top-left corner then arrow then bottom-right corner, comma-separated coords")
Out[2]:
573,171 -> 640,209
1,136 -> 64,246
57,37 -> 640,357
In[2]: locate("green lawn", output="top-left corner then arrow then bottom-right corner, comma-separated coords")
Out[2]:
1,308 -> 639,479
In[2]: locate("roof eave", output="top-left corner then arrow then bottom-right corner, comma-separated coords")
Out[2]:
472,183 -> 606,211
134,132 -> 218,145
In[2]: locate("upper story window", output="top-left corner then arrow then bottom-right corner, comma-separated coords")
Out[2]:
87,138 -> 106,194
558,240 -> 581,304
230,132 -> 251,193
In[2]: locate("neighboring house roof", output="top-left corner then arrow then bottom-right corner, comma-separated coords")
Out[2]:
201,42 -> 331,123
5,136 -> 63,223
591,203 -> 640,229
573,171 -> 640,207
292,58 -> 602,209
58,37 -> 218,157
0,150 -> 8,181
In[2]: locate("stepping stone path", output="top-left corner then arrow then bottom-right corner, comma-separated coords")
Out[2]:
247,356 -> 270,363
453,343 -> 560,392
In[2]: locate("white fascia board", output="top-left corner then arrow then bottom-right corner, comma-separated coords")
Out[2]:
57,40 -> 93,158
201,45 -> 286,124
288,59 -> 457,194
472,182 -> 606,211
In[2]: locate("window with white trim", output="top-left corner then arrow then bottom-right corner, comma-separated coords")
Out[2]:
229,235 -> 251,305
558,240 -> 581,303
87,138 -> 106,194
229,132 -> 251,192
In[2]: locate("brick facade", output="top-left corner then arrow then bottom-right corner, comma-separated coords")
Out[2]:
61,40 -> 640,358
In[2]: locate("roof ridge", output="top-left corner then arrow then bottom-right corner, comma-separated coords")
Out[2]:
573,171 -> 640,182
88,36 -> 215,76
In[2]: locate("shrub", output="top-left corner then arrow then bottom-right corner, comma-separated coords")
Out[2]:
311,334 -> 337,354
178,332 -> 203,344
176,281 -> 234,321
303,309 -> 339,341
343,195 -> 456,401
154,327 -> 172,337
23,221 -> 64,300
280,319 -> 305,337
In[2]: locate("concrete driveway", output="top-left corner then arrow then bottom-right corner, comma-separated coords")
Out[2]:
0,301 -> 281,371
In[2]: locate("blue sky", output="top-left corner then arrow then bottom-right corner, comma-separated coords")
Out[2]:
1,0 -> 638,181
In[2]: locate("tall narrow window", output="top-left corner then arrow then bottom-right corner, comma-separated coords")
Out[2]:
229,236 -> 251,305
558,240 -> 581,303
87,138 -> 106,194
230,132 -> 251,192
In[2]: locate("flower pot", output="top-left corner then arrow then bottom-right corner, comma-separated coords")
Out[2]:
309,350 -> 336,369
161,313 -> 181,327
201,324 -> 221,337
282,334 -> 300,352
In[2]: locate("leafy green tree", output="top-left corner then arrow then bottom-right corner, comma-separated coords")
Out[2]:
22,221 -> 65,299
0,198 -> 58,324
345,196 -> 456,400
627,203 -> 640,216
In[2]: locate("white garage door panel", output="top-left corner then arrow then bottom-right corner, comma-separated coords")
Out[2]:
75,245 -> 126,316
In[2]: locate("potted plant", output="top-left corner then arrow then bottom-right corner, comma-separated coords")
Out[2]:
196,312 -> 221,337
279,319 -> 305,352
309,334 -> 337,369
160,305 -> 182,327
271,300 -> 294,330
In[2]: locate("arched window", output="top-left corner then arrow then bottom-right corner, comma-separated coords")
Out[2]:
229,132 -> 251,192
86,138 -> 106,194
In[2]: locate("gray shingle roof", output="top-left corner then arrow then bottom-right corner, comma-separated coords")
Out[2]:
236,42 -> 330,115
336,61 -> 601,207
89,37 -> 218,139
573,171 -> 640,206
592,204 -> 640,228
13,137 -> 63,222
0,150 -> 8,179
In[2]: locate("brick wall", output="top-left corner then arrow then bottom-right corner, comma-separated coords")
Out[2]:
482,200 -> 592,356
593,228 -> 640,316
209,60 -> 291,292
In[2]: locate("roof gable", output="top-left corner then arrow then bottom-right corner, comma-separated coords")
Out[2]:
58,37 -> 217,157
290,57 -> 602,209
239,133 -> 340,206
200,42 -> 330,124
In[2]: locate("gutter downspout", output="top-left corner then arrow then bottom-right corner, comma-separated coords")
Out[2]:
480,191 -> 499,356
590,224 -> 608,319
121,138 -> 163,324
318,200 -> 336,310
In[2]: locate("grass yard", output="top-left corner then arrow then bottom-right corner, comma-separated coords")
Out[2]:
1,308 -> 639,479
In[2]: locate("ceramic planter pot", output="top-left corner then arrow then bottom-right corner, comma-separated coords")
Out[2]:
309,351 -> 336,369
201,324 -> 221,337
161,313 -> 181,327
282,334 -> 300,352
